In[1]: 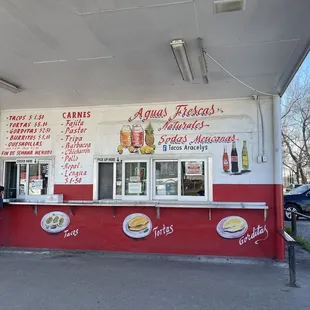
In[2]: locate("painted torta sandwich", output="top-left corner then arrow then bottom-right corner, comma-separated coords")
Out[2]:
127,215 -> 149,232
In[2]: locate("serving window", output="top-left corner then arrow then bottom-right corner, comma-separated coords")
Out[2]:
154,160 -> 178,199
95,156 -> 212,202
123,161 -> 149,200
154,159 -> 208,201
180,161 -> 205,198
3,159 -> 53,199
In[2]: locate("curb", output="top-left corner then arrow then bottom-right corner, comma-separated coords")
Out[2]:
0,247 -> 288,268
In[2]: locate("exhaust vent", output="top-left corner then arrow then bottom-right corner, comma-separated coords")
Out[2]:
213,0 -> 245,14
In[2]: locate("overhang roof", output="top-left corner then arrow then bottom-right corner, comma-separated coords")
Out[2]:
0,0 -> 309,109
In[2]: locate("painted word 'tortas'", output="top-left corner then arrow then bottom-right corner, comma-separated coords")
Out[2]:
153,224 -> 174,239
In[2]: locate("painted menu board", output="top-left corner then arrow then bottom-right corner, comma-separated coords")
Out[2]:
0,109 -> 96,185
1,113 -> 52,157
0,99 -> 274,185
97,101 -> 259,180
57,111 -> 93,184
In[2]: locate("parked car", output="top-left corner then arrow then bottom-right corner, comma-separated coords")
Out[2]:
285,183 -> 302,193
284,184 -> 310,220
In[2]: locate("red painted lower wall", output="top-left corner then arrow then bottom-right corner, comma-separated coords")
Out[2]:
0,205 -> 273,258
0,184 -> 282,259
54,184 -> 93,201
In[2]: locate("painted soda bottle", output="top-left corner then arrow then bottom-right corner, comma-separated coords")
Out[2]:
231,141 -> 239,173
222,146 -> 230,172
242,140 -> 249,170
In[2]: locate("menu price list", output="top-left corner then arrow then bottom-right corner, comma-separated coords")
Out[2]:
60,111 -> 92,184
1,114 -> 52,156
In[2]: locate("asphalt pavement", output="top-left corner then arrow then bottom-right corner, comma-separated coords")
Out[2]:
0,251 -> 309,310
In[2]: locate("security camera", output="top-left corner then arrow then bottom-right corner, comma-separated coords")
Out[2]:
252,95 -> 258,100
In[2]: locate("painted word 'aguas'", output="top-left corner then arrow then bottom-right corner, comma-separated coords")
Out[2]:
128,104 -> 222,122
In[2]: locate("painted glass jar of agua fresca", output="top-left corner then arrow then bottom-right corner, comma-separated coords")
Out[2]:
120,125 -> 132,148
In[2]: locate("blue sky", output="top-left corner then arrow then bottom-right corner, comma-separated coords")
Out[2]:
283,52 -> 309,95
300,52 -> 310,70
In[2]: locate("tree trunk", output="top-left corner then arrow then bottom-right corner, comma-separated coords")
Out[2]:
296,169 -> 300,184
300,166 -> 307,184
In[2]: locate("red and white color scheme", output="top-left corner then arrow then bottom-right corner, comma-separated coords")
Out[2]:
0,97 -> 283,259
0,0 -> 308,261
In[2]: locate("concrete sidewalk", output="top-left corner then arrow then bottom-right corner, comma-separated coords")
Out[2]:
0,252 -> 309,310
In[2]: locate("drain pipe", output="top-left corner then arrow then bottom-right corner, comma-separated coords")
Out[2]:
273,95 -> 285,260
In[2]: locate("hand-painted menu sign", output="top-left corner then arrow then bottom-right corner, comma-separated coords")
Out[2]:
60,111 -> 92,184
216,216 -> 248,239
41,211 -> 70,234
216,216 -> 268,245
122,213 -> 152,239
111,103 -> 253,176
1,113 -> 52,156
116,104 -> 232,156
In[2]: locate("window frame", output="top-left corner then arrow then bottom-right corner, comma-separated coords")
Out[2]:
153,157 -> 212,202
3,158 -> 54,199
93,155 -> 213,203
122,159 -> 150,201
153,159 -> 179,200
178,159 -> 207,202
93,158 -> 122,201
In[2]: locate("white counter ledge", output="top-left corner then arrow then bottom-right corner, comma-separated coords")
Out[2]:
4,200 -> 268,210
4,200 -> 269,220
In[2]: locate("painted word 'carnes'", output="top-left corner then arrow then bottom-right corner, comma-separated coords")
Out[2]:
239,225 -> 269,245
153,224 -> 174,239
62,111 -> 91,119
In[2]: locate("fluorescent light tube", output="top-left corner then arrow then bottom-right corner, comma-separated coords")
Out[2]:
213,0 -> 245,14
170,39 -> 194,82
0,79 -> 21,93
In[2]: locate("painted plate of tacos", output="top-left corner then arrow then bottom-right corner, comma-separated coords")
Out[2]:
41,211 -> 70,234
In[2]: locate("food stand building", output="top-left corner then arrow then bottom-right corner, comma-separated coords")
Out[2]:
0,0 -> 309,261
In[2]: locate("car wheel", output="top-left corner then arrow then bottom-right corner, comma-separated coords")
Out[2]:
284,204 -> 300,221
